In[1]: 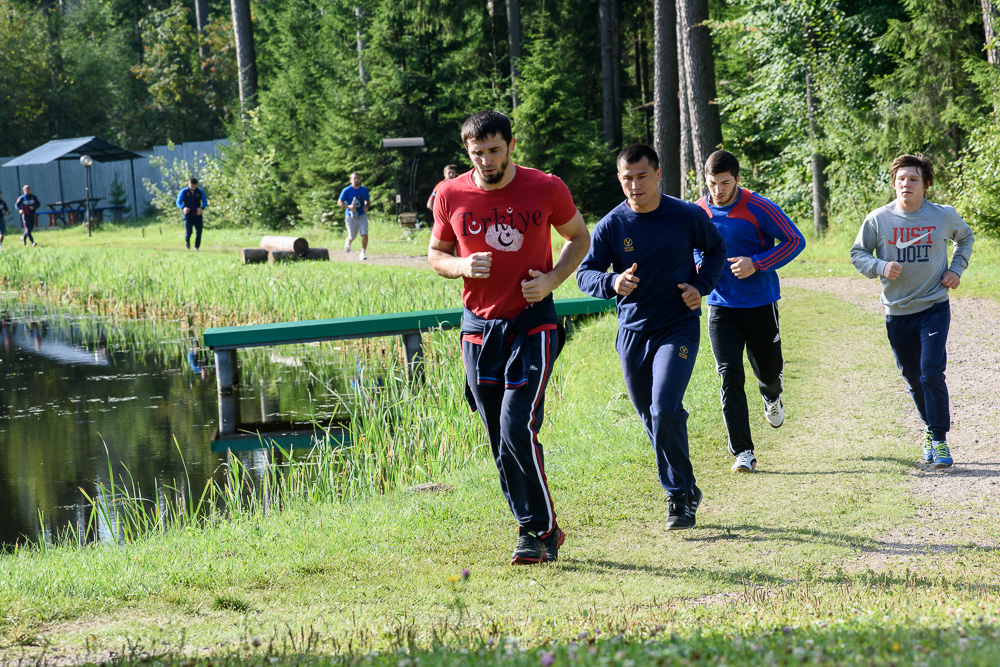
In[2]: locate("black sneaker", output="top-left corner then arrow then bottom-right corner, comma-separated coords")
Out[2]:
510,530 -> 545,565
664,485 -> 701,531
689,485 -> 702,513
542,526 -> 565,562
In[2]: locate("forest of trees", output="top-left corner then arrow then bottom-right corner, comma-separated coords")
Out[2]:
2,0 -> 998,234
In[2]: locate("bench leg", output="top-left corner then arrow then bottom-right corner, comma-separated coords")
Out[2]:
401,332 -> 424,383
215,348 -> 240,435
215,349 -> 239,392
218,392 -> 240,436
561,315 -> 574,339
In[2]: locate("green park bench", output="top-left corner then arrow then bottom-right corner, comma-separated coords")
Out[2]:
203,296 -> 616,393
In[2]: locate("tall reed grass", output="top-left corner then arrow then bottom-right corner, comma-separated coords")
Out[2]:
69,329 -> 484,544
0,248 -> 464,327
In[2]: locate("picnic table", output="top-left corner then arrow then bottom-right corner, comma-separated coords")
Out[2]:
39,198 -> 102,226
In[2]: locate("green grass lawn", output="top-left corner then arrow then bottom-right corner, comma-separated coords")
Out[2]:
1,220 -> 999,665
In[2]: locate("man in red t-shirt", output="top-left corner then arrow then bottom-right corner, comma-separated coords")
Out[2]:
426,163 -> 458,211
428,110 -> 590,565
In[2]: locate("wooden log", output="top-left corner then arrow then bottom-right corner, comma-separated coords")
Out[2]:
268,250 -> 299,264
302,247 -> 330,261
242,248 -> 268,264
260,235 -> 309,256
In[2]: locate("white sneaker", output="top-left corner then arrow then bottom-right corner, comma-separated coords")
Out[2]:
360,249 -> 367,261
764,396 -> 784,428
344,238 -> 351,252
731,450 -> 757,473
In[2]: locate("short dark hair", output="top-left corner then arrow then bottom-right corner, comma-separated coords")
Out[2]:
189,177 -> 199,185
705,150 -> 740,178
616,144 -> 659,171
890,154 -> 933,188
461,110 -> 513,146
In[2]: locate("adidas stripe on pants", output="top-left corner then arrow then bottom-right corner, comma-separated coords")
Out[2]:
462,329 -> 560,538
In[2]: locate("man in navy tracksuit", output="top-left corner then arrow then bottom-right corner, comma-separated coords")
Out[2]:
176,178 -> 208,250
15,185 -> 41,247
577,144 -> 726,530
697,150 -> 805,474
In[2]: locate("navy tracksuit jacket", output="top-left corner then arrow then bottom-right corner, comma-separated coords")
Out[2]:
577,195 -> 726,495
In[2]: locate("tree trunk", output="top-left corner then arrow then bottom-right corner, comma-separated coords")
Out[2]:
640,34 -> 652,143
611,0 -> 622,145
195,0 -> 209,72
676,3 -> 694,198
230,0 -> 258,112
982,0 -> 999,116
804,69 -> 829,236
355,6 -> 368,85
507,0 -> 522,108
260,235 -> 309,256
600,0 -> 622,148
984,0 -> 999,64
677,0 -> 721,195
653,0 -> 680,197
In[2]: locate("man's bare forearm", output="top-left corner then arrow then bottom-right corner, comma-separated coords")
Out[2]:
548,234 -> 590,288
427,246 -> 467,279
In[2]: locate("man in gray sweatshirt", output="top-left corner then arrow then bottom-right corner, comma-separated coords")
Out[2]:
850,154 -> 975,468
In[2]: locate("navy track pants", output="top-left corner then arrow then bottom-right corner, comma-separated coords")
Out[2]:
462,328 -> 560,538
184,214 -> 203,249
617,317 -> 700,496
885,300 -> 951,441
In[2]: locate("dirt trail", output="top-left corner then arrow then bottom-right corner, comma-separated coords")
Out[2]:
784,277 -> 1000,568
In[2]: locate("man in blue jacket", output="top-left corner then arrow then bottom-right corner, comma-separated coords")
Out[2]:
577,143 -> 726,530
697,150 -> 805,474
176,178 -> 208,250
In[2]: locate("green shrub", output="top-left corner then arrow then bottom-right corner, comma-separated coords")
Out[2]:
947,122 -> 1000,237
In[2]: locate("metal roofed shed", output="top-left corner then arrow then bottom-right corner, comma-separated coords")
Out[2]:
3,137 -> 143,224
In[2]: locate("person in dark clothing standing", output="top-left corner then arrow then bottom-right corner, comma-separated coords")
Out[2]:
0,190 -> 9,249
176,178 -> 208,250
577,144 -> 727,531
15,185 -> 41,247
428,110 -> 590,565
696,150 -> 806,474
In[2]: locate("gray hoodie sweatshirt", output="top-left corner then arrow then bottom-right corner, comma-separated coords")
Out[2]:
850,199 -> 974,316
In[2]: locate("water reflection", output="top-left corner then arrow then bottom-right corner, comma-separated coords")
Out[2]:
0,306 -> 351,548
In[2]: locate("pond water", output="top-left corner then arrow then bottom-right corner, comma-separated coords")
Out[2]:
0,305 -> 352,548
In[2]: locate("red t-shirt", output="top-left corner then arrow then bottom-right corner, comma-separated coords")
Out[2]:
431,179 -> 451,196
433,166 -> 578,320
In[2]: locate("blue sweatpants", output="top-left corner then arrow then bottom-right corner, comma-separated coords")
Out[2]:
885,300 -> 951,441
617,317 -> 701,496
462,328 -> 560,538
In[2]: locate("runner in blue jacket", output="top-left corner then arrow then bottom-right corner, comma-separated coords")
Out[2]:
176,178 -> 208,250
696,151 -> 805,474
578,144 -> 726,531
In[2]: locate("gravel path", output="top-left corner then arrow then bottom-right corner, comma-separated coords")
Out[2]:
784,277 -> 1000,569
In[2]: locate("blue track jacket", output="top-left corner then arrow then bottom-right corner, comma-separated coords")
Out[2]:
695,188 -> 805,309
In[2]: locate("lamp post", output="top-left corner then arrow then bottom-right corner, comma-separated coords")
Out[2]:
80,155 -> 93,236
